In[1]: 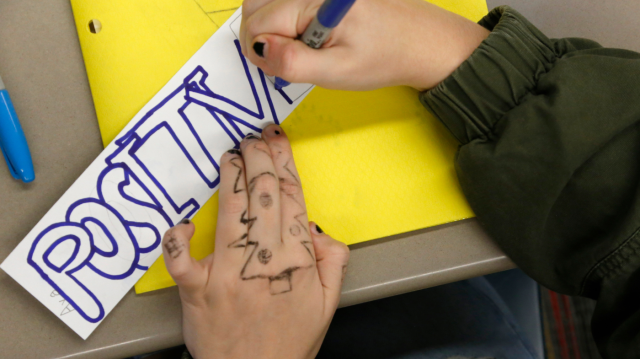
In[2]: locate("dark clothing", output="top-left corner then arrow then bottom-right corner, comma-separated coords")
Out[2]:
318,273 -> 537,359
421,6 -> 640,358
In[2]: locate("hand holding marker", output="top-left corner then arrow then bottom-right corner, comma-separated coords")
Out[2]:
273,0 -> 357,90
0,74 -> 35,183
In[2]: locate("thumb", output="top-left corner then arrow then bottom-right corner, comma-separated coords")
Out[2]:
252,34 -> 340,86
162,219 -> 204,292
309,222 -> 350,312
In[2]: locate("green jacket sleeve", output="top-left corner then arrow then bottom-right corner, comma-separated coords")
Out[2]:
421,6 -> 640,359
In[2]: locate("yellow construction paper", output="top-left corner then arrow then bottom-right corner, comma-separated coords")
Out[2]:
69,0 -> 485,293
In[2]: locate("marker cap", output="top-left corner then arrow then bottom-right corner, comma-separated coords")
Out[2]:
0,89 -> 35,182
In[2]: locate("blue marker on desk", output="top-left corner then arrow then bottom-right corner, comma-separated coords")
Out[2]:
274,0 -> 357,90
0,74 -> 35,182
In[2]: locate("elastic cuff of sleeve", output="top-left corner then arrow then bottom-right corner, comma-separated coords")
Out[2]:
420,6 -> 558,144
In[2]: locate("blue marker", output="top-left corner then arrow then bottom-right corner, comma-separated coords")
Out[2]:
274,0 -> 357,90
0,74 -> 35,182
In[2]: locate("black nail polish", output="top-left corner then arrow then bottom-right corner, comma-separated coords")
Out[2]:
181,218 -> 191,225
227,149 -> 241,155
244,133 -> 259,140
316,224 -> 323,234
274,130 -> 281,135
253,42 -> 265,58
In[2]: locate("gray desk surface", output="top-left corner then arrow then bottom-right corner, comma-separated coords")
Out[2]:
1,0 -> 638,358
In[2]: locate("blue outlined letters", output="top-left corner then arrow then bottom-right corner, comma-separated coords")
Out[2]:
26,39 -> 304,324
2,9 -> 313,338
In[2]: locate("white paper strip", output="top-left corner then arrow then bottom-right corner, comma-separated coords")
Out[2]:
1,9 -> 313,339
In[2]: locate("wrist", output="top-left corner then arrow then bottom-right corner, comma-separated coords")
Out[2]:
397,1 -> 490,91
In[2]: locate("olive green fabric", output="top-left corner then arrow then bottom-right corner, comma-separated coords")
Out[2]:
421,6 -> 640,359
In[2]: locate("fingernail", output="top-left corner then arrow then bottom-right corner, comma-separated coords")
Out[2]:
227,148 -> 241,155
263,125 -> 283,138
181,218 -> 191,225
313,224 -> 324,234
253,42 -> 265,58
243,133 -> 260,141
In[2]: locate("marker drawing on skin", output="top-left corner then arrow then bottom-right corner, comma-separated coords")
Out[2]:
300,240 -> 314,260
253,143 -> 272,157
280,159 -> 305,208
164,236 -> 183,259
259,193 -> 273,208
228,233 -> 248,248
267,266 -> 303,295
240,210 -> 257,230
294,212 -> 309,234
225,123 -> 317,296
257,248 -> 272,264
230,158 -> 244,193
240,264 -> 311,295
290,225 -> 301,236
248,171 -> 277,193
283,159 -> 300,184
239,241 -> 260,278
280,177 -> 305,210
279,177 -> 298,195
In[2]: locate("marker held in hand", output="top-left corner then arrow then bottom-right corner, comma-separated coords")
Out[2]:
274,0 -> 357,90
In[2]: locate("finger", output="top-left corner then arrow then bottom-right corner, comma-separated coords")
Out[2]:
239,133 -> 281,251
215,149 -> 250,265
162,220 -> 205,292
243,0 -> 314,57
240,0 -> 279,56
248,33 -> 345,85
242,0 -> 280,17
261,124 -> 314,261
309,222 -> 350,312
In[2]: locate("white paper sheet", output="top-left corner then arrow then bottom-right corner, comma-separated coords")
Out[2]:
0,9 -> 313,339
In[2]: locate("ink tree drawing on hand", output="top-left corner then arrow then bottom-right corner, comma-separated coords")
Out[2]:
225,135 -> 316,295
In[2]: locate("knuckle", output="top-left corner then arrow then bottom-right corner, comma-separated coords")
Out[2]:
333,240 -> 350,258
270,144 -> 294,164
278,45 -> 298,81
170,266 -> 191,282
253,174 -> 278,193
245,17 -> 260,37
220,156 -> 242,174
244,140 -> 271,157
220,151 -> 232,163
221,194 -> 246,214
242,0 -> 258,14
279,177 -> 300,196
253,140 -> 271,153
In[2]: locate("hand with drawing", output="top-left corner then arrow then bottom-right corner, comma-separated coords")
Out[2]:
161,124 -> 350,359
239,0 -> 490,91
